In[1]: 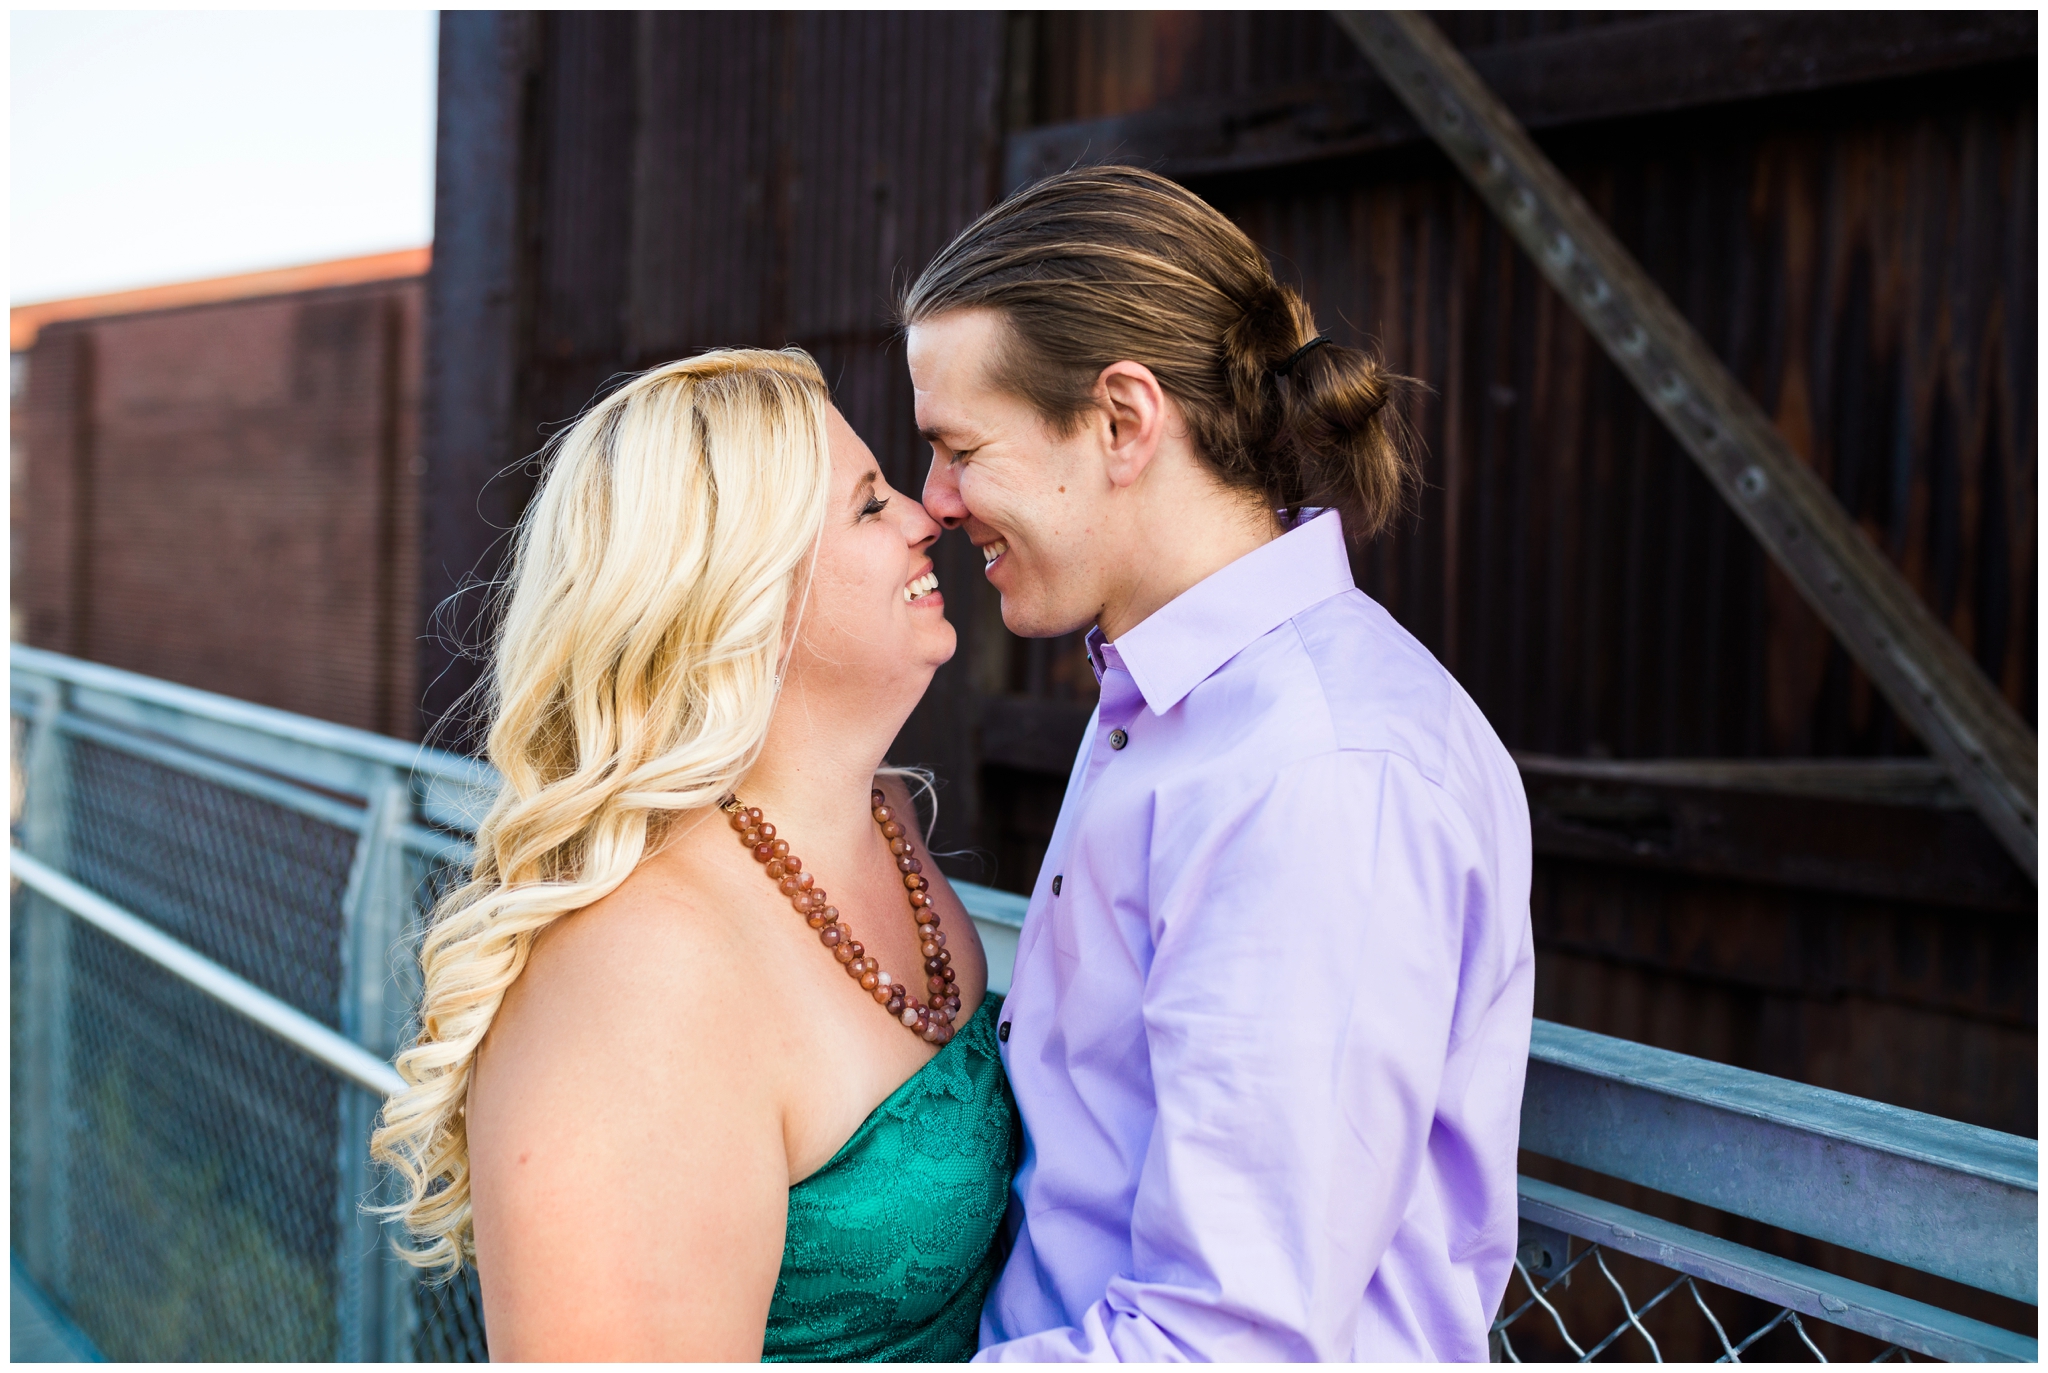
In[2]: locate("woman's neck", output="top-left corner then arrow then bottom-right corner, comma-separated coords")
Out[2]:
732,673 -> 918,853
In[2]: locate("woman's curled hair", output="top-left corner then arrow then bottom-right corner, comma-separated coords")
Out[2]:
371,347 -> 833,1273
900,164 -> 1420,538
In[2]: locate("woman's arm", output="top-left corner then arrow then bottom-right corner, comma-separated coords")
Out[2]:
466,868 -> 789,1361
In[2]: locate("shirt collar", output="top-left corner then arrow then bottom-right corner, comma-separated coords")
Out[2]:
1085,509 -> 1354,714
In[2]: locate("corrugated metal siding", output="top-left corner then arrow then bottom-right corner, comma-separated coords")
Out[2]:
1017,15 -> 2036,761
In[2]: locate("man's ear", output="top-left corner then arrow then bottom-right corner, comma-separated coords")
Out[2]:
1097,361 -> 1166,490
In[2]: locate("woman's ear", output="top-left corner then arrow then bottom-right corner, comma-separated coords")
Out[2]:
1096,361 -> 1166,490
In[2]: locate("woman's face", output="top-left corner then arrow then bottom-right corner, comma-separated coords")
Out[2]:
784,406 -> 956,698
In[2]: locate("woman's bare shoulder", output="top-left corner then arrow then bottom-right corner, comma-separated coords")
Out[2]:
470,820 -> 764,1121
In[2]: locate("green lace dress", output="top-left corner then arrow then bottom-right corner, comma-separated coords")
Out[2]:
762,996 -> 1019,1362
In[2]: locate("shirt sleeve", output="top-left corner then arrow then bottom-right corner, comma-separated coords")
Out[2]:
975,748 -> 1498,1361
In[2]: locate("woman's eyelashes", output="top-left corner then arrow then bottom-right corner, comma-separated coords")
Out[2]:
859,493 -> 890,519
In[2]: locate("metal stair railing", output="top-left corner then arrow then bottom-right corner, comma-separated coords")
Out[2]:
8,644 -> 2036,1361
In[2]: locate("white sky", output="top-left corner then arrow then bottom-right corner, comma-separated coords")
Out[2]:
11,10 -> 437,304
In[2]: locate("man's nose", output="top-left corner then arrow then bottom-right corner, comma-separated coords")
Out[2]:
922,455 -> 968,530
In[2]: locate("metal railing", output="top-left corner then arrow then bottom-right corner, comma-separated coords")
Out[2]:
8,645 -> 2036,1362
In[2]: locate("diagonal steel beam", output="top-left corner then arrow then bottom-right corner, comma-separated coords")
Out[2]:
1334,11 -> 2036,879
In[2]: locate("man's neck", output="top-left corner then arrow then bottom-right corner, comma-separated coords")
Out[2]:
1095,475 -> 1280,643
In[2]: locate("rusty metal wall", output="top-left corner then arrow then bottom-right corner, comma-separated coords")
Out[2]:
421,12 -> 1009,781
1018,12 -> 2036,761
987,11 -> 2038,1135
423,13 -> 2034,1130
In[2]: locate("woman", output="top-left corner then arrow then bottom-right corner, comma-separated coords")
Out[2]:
372,348 -> 1017,1360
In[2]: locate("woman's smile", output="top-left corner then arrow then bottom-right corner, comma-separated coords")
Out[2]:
904,561 -> 943,607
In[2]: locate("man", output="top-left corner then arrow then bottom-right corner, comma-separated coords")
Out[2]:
903,166 -> 1534,1361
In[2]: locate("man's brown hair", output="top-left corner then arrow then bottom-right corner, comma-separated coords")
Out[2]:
901,165 -> 1419,538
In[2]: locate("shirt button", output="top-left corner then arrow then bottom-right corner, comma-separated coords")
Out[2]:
1051,874 -> 1062,895
1109,728 -> 1129,750
999,1021 -> 1011,1042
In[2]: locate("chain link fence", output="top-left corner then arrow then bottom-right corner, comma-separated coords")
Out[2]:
9,647 -> 2036,1362
1494,1239 -> 1903,1363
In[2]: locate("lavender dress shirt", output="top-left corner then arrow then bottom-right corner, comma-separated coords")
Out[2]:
976,511 -> 1535,1362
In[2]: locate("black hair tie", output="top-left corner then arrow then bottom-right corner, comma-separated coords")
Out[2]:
1273,335 -> 1331,377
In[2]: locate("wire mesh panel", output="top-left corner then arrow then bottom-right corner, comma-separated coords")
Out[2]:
18,895 -> 349,1358
1494,1239 -> 1911,1363
11,722 -> 367,1359
417,1267 -> 490,1362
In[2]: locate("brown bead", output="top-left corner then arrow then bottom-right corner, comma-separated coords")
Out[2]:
937,949 -> 952,966
806,912 -> 829,929
872,806 -> 892,825
945,994 -> 962,1013
779,876 -> 803,896
729,809 -> 752,832
764,859 -> 786,879
869,981 -> 890,1001
771,839 -> 789,858
928,974 -> 949,994
820,925 -> 844,948
934,1023 -> 955,1045
746,808 -> 763,823
924,956 -> 944,975
921,940 -> 940,959
820,906 -> 840,923
902,873 -> 926,891
782,855 -> 802,874
847,959 -> 867,979
896,855 -> 917,874
792,893 -> 814,913
899,1006 -> 922,1028
742,826 -> 762,845
847,941 -> 865,958
859,971 -> 879,991
882,821 -> 905,840
871,789 -> 885,804
928,930 -> 947,949
889,838 -> 912,856
752,843 -> 773,862
917,923 -> 938,939
755,823 -> 776,842
908,890 -> 930,909
797,872 -> 815,890
835,943 -> 856,965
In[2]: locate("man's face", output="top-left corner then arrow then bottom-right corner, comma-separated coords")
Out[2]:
909,309 -> 1109,639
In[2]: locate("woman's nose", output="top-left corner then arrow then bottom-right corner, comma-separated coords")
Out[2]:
922,454 -> 968,530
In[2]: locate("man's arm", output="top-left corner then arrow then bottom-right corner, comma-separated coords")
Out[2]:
978,749 -> 1510,1361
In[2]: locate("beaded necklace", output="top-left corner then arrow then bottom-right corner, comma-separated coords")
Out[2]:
722,789 -> 961,1044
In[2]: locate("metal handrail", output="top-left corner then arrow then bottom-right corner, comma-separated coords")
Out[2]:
8,849 -> 405,1097
1526,1020 -> 2037,1302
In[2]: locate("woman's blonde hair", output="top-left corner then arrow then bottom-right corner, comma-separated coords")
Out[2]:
372,347 -> 833,1272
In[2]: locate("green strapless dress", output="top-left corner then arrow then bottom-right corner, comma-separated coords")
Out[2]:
762,996 -> 1018,1363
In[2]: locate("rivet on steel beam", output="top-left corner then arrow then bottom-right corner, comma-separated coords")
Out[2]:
1657,374 -> 1687,404
1547,233 -> 1575,268
1581,277 -> 1610,308
1619,325 -> 1649,357
1507,188 -> 1536,220
1440,102 -> 1463,129
1735,467 -> 1769,500
1485,151 -> 1507,178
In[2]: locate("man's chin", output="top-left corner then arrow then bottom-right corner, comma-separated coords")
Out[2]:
999,594 -> 1094,641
